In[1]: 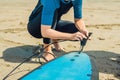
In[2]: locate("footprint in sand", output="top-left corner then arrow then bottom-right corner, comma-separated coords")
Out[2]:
97,37 -> 105,40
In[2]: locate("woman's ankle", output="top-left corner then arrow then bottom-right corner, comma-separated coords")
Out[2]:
43,43 -> 53,52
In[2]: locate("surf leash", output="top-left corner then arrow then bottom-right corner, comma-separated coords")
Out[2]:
3,33 -> 92,80
2,53 -> 38,80
2,41 -> 65,80
79,32 -> 92,54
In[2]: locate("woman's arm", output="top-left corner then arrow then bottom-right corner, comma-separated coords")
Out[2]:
72,0 -> 88,36
41,25 -> 72,40
41,0 -> 86,40
74,19 -> 88,37
41,25 -> 86,40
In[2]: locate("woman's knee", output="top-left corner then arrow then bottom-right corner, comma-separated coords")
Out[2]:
27,23 -> 42,38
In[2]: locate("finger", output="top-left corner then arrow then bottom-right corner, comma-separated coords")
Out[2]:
83,30 -> 89,37
76,34 -> 83,40
76,32 -> 87,39
79,33 -> 87,39
75,34 -> 82,41
81,30 -> 88,37
86,31 -> 89,37
88,36 -> 91,40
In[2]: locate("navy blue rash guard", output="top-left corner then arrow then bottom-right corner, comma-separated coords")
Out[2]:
41,0 -> 83,26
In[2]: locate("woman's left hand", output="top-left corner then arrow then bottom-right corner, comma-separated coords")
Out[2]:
75,19 -> 89,38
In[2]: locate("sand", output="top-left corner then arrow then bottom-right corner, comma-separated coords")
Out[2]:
0,0 -> 120,80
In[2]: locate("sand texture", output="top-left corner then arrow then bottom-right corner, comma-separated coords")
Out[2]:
0,0 -> 120,80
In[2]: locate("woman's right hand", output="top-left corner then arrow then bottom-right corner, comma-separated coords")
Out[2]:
70,32 -> 87,41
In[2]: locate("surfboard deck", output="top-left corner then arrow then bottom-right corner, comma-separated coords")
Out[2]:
19,52 -> 98,80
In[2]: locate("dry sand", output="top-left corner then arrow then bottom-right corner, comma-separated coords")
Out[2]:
0,0 -> 120,80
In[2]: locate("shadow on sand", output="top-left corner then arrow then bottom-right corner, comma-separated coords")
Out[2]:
1,45 -> 66,63
1,45 -> 120,79
2,45 -> 36,63
85,51 -> 120,79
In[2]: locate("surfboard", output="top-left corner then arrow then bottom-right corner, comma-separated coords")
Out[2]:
19,52 -> 98,80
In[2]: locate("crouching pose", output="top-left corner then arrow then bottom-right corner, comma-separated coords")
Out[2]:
27,0 -> 89,61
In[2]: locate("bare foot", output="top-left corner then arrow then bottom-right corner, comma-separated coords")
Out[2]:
43,44 -> 55,61
53,42 -> 65,52
43,51 -> 55,61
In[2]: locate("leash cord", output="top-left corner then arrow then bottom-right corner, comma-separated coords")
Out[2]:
2,40 -> 66,80
3,33 -> 92,80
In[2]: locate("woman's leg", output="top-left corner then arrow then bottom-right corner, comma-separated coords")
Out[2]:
27,2 -> 55,61
43,38 -> 52,52
55,20 -> 78,33
42,9 -> 59,61
27,22 -> 54,61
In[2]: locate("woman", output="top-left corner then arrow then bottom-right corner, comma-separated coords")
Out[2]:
27,0 -> 89,61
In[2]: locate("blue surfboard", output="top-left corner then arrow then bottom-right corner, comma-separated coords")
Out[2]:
19,52 -> 98,80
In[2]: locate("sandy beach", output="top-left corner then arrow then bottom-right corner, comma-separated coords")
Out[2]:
0,0 -> 120,80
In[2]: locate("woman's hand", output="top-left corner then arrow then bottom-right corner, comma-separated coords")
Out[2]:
70,32 -> 87,41
75,19 -> 89,37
